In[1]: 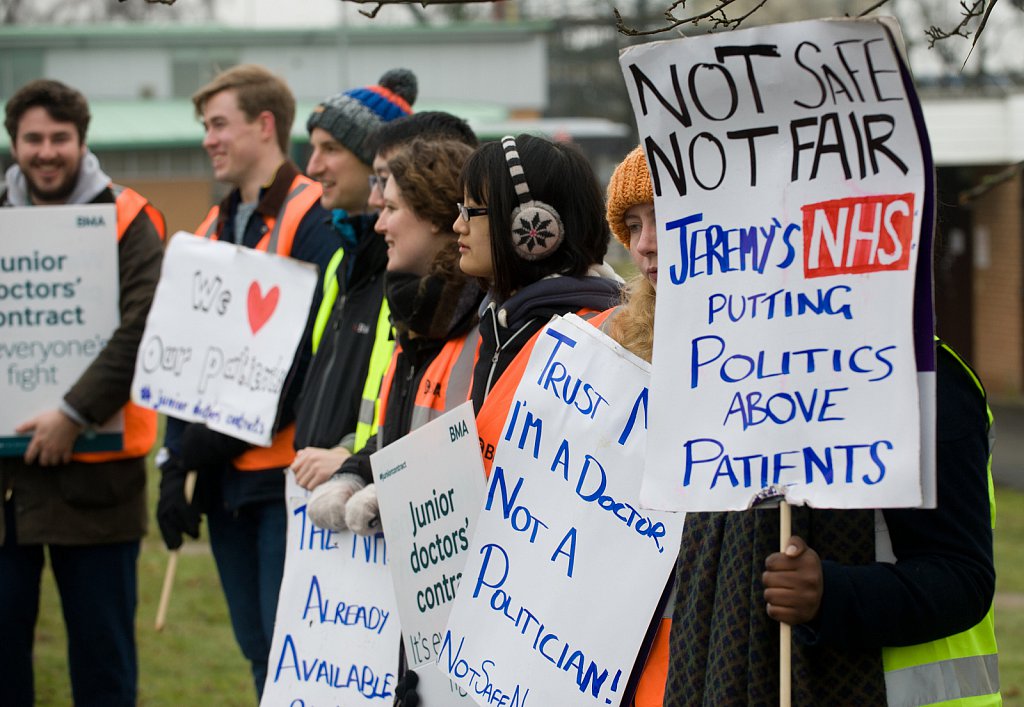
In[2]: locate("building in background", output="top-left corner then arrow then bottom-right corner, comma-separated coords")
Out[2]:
1,22 -> 1020,396
0,23 -> 630,235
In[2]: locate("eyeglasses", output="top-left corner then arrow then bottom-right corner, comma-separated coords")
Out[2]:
457,202 -> 489,222
369,174 -> 388,193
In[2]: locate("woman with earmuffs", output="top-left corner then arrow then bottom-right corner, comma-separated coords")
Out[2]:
390,135 -> 621,706
453,134 -> 622,415
469,145 -> 670,707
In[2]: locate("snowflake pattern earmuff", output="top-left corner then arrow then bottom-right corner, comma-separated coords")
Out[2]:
501,135 -> 565,261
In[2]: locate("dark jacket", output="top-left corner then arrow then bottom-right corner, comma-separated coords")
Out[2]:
340,270 -> 483,484
470,270 -> 622,412
164,161 -> 338,510
293,212 -> 389,451
0,168 -> 164,545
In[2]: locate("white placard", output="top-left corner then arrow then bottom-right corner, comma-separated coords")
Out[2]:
131,233 -> 317,446
371,401 -> 486,705
0,204 -> 122,455
442,315 -> 684,707
621,18 -> 934,512
261,471 -> 402,705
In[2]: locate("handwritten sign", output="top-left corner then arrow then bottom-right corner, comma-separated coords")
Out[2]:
442,315 -> 684,707
131,233 -> 317,446
370,401 -> 485,704
261,471 -> 402,706
621,18 -> 934,512
0,204 -> 122,455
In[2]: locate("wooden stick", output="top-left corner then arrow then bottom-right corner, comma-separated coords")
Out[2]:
155,470 -> 197,631
779,500 -> 792,707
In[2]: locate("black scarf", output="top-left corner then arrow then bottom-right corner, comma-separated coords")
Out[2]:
385,270 -> 482,343
665,506 -> 887,706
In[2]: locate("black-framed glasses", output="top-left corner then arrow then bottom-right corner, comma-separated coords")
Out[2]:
458,202 -> 488,221
369,174 -> 389,193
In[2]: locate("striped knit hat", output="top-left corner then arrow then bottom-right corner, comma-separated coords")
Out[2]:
307,68 -> 418,165
606,145 -> 654,249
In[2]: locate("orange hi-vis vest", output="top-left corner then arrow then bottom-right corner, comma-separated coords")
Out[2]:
195,174 -> 323,471
474,305 -> 668,706
74,185 -> 165,462
376,328 -> 481,438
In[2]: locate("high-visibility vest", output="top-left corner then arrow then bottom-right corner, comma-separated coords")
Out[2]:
307,245 -> 395,454
880,340 -> 1000,707
74,185 -> 165,462
475,307 -> 608,476
353,301 -> 395,453
376,327 -> 481,439
196,174 -> 323,471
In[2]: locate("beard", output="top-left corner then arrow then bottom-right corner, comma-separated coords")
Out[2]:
24,158 -> 81,204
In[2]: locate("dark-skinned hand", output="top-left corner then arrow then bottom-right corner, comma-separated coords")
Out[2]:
763,535 -> 823,625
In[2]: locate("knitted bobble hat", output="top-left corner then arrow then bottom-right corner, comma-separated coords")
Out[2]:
606,145 -> 654,249
307,68 -> 418,165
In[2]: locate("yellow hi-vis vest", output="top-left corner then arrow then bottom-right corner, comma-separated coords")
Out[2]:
880,340 -> 1000,707
311,247 -> 393,454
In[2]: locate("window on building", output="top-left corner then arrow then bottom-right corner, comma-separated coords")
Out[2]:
171,52 -> 238,98
0,50 -> 44,100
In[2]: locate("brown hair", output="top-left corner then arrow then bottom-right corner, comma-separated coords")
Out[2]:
4,79 -> 90,143
192,64 -> 295,154
388,138 -> 474,279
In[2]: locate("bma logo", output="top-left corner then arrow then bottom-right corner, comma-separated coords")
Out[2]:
77,215 -> 107,227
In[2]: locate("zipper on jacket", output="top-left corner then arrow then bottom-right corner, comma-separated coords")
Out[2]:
482,302 -> 537,402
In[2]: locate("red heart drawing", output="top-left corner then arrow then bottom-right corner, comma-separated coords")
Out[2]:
247,282 -> 280,334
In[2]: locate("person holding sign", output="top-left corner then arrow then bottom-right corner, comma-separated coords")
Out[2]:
155,64 -> 338,700
307,137 -> 482,705
473,145 -> 671,706
292,100 -> 481,498
289,69 -> 419,491
307,137 -> 481,533
453,133 -> 621,417
595,146 -> 999,707
0,79 -> 165,707
622,208 -> 1001,707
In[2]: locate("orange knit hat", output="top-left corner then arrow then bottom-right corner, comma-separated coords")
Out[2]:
606,145 -> 653,249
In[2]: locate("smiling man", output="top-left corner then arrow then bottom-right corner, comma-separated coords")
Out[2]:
1,79 -> 165,707
154,64 -> 337,701
288,70 -> 418,493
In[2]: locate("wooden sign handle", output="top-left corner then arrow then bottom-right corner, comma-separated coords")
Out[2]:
154,470 -> 197,631
779,500 -> 792,707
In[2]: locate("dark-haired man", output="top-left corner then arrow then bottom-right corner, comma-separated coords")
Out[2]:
1,79 -> 165,707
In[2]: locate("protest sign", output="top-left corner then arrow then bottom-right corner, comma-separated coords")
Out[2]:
131,233 -> 317,446
261,471 -> 402,706
371,401 -> 485,705
442,315 -> 684,707
0,204 -> 122,455
621,18 -> 935,512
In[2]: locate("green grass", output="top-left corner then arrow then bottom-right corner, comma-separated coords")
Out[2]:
30,478 -> 1024,705
995,485 -> 1024,705
34,462 -> 253,706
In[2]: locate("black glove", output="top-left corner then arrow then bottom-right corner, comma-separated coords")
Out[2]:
156,453 -> 200,551
179,423 -> 250,474
393,669 -> 420,707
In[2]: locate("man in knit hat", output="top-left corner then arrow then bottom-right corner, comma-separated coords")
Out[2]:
289,70 -> 418,493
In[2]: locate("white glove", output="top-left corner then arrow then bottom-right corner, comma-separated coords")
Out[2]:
307,473 -> 366,531
345,484 -> 381,536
